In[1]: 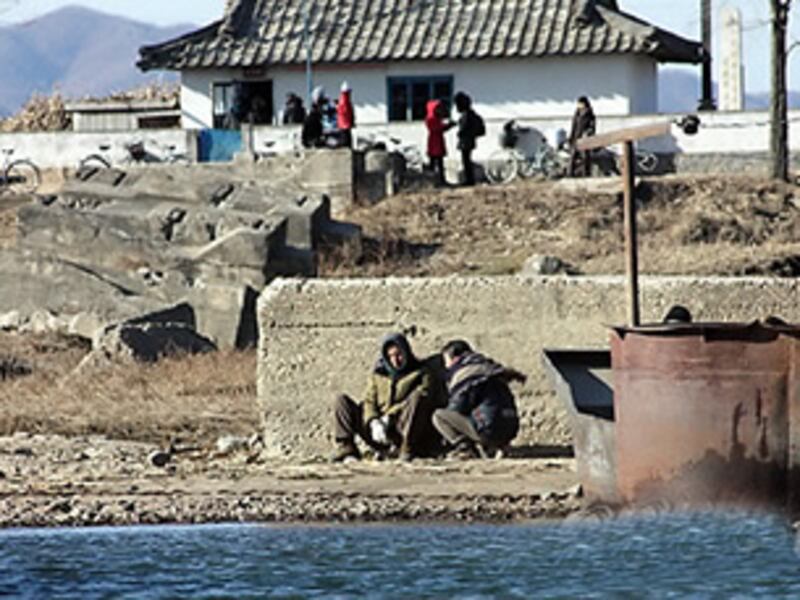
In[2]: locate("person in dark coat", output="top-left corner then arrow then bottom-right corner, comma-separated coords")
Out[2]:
454,91 -> 485,186
433,340 -> 525,459
332,333 -> 439,462
568,96 -> 596,177
283,93 -> 306,125
301,87 -> 327,148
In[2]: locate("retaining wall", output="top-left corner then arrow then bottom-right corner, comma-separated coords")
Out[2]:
257,275 -> 800,460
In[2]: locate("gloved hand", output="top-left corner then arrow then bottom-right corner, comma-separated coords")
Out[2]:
369,417 -> 389,445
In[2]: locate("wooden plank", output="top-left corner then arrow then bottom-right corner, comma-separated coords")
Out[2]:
621,141 -> 640,326
575,121 -> 672,151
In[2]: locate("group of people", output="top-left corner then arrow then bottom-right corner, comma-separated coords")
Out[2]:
297,83 -> 356,150
332,333 -> 524,463
289,82 -> 597,182
425,91 -> 486,187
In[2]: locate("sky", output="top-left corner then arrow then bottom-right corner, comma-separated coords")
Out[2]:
1,0 -> 798,93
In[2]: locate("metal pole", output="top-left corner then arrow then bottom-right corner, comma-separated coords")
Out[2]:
622,141 -> 640,327
304,1 -> 313,104
698,0 -> 716,111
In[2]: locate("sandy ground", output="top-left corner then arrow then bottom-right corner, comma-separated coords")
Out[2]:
0,433 -> 579,528
0,332 -> 579,528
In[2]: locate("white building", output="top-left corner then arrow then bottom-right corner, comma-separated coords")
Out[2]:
138,0 -> 703,130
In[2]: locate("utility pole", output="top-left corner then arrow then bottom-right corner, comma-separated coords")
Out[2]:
698,0 -> 717,110
304,1 -> 314,105
770,0 -> 791,181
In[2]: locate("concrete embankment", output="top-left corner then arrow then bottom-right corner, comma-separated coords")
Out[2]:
258,275 -> 800,460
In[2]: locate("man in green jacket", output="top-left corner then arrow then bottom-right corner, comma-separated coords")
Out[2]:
332,333 -> 437,462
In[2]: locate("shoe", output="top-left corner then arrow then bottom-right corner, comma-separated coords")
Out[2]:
331,442 -> 360,463
447,441 -> 478,460
399,450 -> 413,462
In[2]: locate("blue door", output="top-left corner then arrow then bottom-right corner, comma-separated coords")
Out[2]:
198,129 -> 243,162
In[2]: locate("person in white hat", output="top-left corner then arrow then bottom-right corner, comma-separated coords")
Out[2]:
337,81 -> 355,148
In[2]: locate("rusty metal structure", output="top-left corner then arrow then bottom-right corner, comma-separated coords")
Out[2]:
545,320 -> 800,510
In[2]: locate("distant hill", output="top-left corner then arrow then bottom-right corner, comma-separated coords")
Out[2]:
659,68 -> 800,113
0,5 -> 195,116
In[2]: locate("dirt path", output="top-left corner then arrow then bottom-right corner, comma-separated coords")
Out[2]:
0,434 -> 578,527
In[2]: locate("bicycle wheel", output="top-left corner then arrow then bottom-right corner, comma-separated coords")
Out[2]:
539,149 -> 565,180
518,155 -> 542,178
5,159 -> 41,194
485,150 -> 518,184
78,154 -> 111,170
636,152 -> 658,174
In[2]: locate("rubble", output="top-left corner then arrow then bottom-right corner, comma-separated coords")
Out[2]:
2,154 -> 361,351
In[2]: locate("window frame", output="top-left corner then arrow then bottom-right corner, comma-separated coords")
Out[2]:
386,75 -> 454,122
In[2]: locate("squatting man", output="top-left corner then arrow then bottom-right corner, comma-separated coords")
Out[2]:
332,333 -> 524,462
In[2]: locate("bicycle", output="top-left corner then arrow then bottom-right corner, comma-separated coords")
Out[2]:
0,148 -> 41,194
78,139 -> 189,170
486,121 -> 563,184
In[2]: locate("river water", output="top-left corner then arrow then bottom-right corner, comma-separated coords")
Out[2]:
1,511 -> 799,598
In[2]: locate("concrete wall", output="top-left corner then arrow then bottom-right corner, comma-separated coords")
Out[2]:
0,130 -> 192,169
0,108 -> 796,173
247,109 -> 800,166
180,54 -> 655,129
257,275 -> 800,460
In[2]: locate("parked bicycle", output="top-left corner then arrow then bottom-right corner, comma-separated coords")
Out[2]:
78,139 -> 189,170
486,121 -> 563,184
0,148 -> 41,194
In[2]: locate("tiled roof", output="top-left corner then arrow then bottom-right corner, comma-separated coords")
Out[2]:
138,0 -> 703,72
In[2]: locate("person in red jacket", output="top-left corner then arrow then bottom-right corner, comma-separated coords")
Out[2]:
425,99 -> 454,186
336,81 -> 356,148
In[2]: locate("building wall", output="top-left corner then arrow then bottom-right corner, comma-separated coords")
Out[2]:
181,68 -> 232,130
257,275 -> 800,460
181,54 -> 657,129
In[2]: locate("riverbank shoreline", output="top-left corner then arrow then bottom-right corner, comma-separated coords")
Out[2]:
0,433 -> 580,529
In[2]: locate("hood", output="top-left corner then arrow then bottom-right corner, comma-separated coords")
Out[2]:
426,99 -> 442,121
379,333 -> 418,377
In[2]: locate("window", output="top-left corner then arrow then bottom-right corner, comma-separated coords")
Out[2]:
213,81 -> 274,129
213,83 -> 236,129
387,76 -> 453,122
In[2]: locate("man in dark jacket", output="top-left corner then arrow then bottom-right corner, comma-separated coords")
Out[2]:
568,96 -> 596,177
283,93 -> 306,125
433,340 -> 524,459
301,104 -> 324,148
454,91 -> 484,186
332,333 -> 438,462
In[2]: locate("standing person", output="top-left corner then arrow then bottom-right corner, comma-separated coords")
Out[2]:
301,86 -> 326,148
283,93 -> 306,125
336,81 -> 356,148
454,91 -> 485,186
568,96 -> 596,177
433,340 -> 525,459
425,99 -> 454,186
332,333 -> 438,462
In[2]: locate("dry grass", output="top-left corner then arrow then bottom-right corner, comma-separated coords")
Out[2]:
0,332 -> 259,445
325,174 -> 800,279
